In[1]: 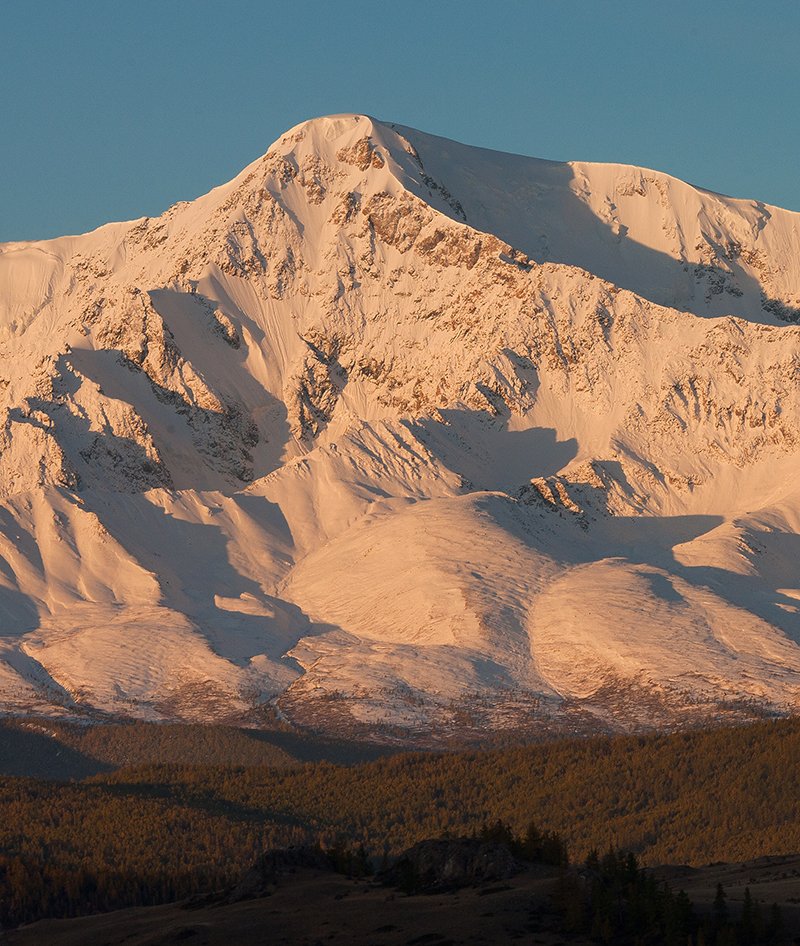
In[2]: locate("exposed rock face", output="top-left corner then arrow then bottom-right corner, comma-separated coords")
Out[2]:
228,846 -> 335,902
0,113 -> 799,740
384,840 -> 519,891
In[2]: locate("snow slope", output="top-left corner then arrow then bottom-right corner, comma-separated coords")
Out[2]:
0,113 -> 799,739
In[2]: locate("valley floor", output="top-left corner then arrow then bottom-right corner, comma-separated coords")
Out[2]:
0,867 -> 614,946
8,857 -> 800,946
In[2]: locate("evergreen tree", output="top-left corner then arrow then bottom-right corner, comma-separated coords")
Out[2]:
740,886 -> 755,944
765,902 -> 783,944
712,882 -> 728,930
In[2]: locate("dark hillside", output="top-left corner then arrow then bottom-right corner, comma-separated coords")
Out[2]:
1,717 -> 799,927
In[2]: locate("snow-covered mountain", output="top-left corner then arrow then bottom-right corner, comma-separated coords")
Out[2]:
1,113 -> 799,742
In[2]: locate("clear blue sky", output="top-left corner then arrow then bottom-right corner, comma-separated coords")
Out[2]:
2,1 -> 799,241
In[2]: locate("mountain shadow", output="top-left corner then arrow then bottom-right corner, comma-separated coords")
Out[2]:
408,410 -> 578,492
397,125 -> 786,324
0,721 -> 111,779
82,488 -> 325,671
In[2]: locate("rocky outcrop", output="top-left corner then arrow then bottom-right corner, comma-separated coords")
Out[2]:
228,846 -> 336,901
383,839 -> 519,891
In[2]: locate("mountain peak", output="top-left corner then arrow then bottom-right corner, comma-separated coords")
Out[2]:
0,117 -> 798,741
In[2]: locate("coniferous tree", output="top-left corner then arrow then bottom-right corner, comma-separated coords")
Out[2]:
713,882 -> 728,930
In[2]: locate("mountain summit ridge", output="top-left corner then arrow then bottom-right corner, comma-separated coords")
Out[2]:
0,114 -> 799,741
